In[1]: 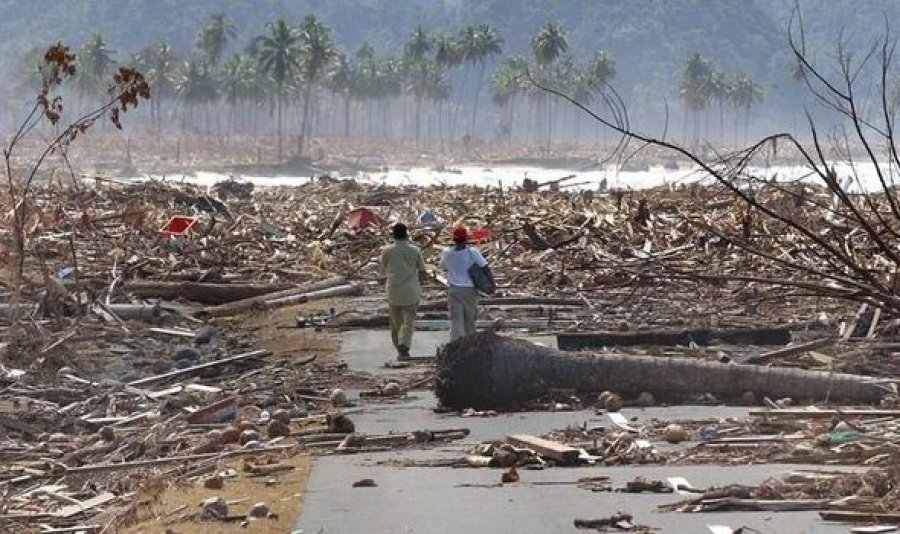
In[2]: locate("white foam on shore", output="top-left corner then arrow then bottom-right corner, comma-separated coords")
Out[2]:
150,160 -> 898,193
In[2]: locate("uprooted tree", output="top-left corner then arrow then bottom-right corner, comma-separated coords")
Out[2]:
529,11 -> 900,328
3,43 -> 149,331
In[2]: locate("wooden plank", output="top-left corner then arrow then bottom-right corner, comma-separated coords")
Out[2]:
750,408 -> 900,419
201,276 -> 346,317
819,511 -> 900,524
742,338 -> 836,364
147,327 -> 194,338
126,349 -> 269,387
39,525 -> 101,533
506,434 -> 580,465
55,492 -> 116,518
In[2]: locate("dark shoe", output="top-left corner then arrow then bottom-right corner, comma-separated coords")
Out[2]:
397,345 -> 411,361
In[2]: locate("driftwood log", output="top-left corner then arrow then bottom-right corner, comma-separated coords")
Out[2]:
124,280 -> 292,304
200,275 -> 348,317
435,333 -> 886,409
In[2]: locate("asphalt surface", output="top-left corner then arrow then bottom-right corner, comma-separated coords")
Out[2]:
293,330 -> 870,534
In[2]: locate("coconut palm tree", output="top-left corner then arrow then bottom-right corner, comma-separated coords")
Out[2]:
252,17 -> 303,161
468,24 -> 502,138
177,58 -> 219,133
403,27 -> 434,145
679,52 -> 715,146
219,54 -> 261,135
197,13 -> 237,69
297,14 -> 337,153
145,42 -> 179,134
492,56 -> 525,142
432,33 -> 462,146
405,26 -> 432,62
76,33 -> 116,108
730,72 -> 764,143
531,22 -> 568,154
709,70 -> 732,145
328,53 -> 356,137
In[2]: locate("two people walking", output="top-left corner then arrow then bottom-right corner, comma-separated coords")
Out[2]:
379,223 -> 493,361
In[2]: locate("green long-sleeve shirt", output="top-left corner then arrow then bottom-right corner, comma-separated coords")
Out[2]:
379,239 -> 425,306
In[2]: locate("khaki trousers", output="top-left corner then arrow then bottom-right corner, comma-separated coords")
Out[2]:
448,286 -> 478,341
389,303 -> 418,349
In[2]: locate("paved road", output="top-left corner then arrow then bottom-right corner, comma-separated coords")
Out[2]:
294,330 -> 865,534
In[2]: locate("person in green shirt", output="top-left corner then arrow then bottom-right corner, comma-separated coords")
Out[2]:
379,223 -> 425,360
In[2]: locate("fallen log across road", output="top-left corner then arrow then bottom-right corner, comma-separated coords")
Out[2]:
435,333 -> 887,410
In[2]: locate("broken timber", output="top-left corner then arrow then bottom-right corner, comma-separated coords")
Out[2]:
507,434 -> 580,465
124,280 -> 292,304
200,276 -> 348,317
435,332 -> 886,410
557,327 -> 791,350
127,350 -> 269,387
741,337 -> 837,364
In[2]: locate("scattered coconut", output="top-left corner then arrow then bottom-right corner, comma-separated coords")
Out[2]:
203,474 -> 224,490
239,429 -> 260,445
597,391 -> 614,407
235,420 -> 258,432
330,388 -> 348,407
267,420 -> 291,439
221,426 -> 241,444
326,412 -> 355,433
271,408 -> 291,425
604,394 -> 623,412
501,466 -> 520,484
247,502 -> 269,518
663,424 -> 687,444
200,496 -> 228,519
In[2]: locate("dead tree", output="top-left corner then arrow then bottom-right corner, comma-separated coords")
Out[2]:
2,44 -> 149,330
528,9 -> 900,324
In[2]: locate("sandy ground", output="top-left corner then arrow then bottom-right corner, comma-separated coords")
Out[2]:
121,453 -> 312,534
119,299 -> 350,533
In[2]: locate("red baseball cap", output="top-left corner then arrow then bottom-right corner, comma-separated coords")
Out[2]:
452,227 -> 468,242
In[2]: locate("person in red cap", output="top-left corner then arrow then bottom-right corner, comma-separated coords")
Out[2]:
439,226 -> 494,340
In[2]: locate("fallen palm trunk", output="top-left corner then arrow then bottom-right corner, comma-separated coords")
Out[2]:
557,327 -> 791,350
200,275 -> 346,317
123,280 -> 292,304
263,283 -> 361,309
435,333 -> 885,409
